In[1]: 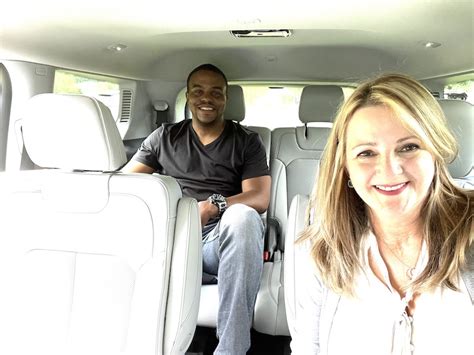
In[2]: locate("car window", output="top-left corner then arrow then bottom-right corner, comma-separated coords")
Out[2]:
444,80 -> 473,104
239,84 -> 353,129
240,85 -> 302,129
53,70 -> 120,119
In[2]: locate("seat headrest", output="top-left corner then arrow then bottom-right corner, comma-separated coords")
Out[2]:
299,85 -> 344,123
22,93 -> 127,171
224,85 -> 245,122
437,99 -> 473,178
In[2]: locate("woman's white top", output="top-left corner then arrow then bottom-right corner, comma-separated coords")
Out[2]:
327,232 -> 473,355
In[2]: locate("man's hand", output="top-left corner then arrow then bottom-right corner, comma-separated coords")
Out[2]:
198,199 -> 219,227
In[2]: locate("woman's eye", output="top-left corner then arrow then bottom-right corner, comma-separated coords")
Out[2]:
357,150 -> 375,158
400,143 -> 420,153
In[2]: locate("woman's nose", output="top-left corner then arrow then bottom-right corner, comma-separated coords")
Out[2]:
376,154 -> 403,176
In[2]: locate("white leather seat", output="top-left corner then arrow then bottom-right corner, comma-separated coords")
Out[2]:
253,85 -> 344,336
268,85 -> 343,251
225,85 -> 271,164
0,94 -> 202,355
284,194 -> 311,339
437,99 -> 473,188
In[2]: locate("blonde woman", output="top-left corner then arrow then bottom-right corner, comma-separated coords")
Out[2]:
291,74 -> 473,355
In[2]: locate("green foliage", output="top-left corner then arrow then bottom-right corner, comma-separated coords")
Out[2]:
445,79 -> 473,104
53,71 -> 82,94
53,70 -> 121,118
53,70 -> 119,95
445,80 -> 473,92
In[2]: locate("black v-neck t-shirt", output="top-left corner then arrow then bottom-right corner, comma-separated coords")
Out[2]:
132,120 -> 269,202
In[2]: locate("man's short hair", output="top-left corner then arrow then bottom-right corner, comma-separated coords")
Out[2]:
186,64 -> 228,91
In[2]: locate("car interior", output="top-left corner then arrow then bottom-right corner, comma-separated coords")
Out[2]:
0,1 -> 472,354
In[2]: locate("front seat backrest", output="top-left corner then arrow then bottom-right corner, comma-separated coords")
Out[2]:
0,93 -> 202,355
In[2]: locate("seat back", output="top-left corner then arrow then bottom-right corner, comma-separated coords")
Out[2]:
187,84 -> 271,164
253,85 -> 344,336
268,85 -> 343,253
223,84 -> 246,122
437,99 -> 473,187
283,194 -> 310,337
0,94 -> 201,355
224,85 -> 271,164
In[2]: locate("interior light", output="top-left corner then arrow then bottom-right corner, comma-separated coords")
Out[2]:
423,41 -> 441,48
107,44 -> 128,52
231,30 -> 292,38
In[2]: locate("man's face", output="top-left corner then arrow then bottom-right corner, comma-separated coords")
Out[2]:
186,70 -> 227,125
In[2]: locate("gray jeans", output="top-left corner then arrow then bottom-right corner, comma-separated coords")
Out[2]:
202,204 -> 265,355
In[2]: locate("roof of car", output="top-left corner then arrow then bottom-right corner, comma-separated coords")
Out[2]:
1,0 -> 473,82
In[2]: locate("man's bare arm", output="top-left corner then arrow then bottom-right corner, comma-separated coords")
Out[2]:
227,175 -> 271,214
198,175 -> 271,227
121,160 -> 155,174
199,175 -> 272,225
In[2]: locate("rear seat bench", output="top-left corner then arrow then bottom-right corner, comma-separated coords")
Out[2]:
253,85 -> 344,336
196,84 -> 345,337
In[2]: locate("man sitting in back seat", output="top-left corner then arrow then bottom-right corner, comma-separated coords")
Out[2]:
122,63 -> 271,355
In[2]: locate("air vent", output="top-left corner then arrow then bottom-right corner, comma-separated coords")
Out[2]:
119,89 -> 133,123
231,29 -> 292,38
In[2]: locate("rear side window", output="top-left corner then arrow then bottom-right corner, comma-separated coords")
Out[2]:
239,84 -> 351,129
240,85 -> 302,129
53,70 -> 120,119
176,83 -> 351,128
444,80 -> 473,104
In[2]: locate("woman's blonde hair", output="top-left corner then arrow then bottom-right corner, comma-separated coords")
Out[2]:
300,73 -> 473,295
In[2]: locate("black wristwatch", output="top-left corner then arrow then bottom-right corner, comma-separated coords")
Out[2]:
208,193 -> 227,217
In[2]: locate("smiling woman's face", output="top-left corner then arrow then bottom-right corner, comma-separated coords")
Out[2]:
345,105 -> 435,220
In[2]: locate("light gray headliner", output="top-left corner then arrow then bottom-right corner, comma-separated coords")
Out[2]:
1,0 -> 473,81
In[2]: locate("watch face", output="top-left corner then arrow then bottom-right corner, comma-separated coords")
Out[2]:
210,194 -> 227,215
214,194 -> 225,203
